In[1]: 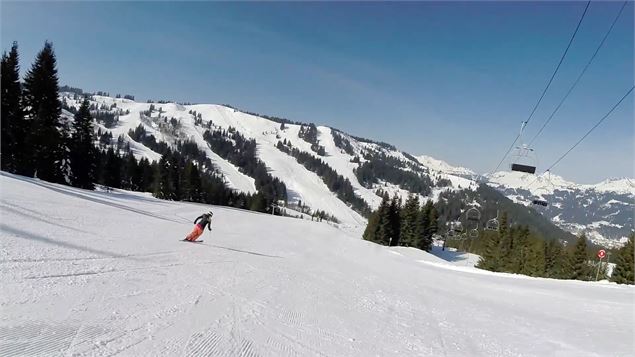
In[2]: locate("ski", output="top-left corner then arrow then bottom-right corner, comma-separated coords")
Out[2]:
181,239 -> 204,243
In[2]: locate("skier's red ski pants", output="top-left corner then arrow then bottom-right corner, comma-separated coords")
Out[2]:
185,224 -> 203,241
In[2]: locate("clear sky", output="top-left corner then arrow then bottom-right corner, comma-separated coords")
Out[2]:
2,1 -> 633,183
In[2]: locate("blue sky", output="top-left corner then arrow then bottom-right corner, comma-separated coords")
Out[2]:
2,1 -> 633,183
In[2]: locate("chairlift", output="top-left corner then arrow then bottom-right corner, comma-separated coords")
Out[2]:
485,210 -> 500,231
531,171 -> 552,207
485,219 -> 499,231
510,121 -> 537,174
447,221 -> 463,238
466,207 -> 481,222
465,207 -> 481,238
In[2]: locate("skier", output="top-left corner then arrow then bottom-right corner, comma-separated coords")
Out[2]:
183,211 -> 213,242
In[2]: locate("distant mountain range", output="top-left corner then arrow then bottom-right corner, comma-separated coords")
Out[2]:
413,153 -> 633,247
485,172 -> 633,248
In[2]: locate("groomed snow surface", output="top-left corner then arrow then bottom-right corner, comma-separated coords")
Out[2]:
1,173 -> 633,357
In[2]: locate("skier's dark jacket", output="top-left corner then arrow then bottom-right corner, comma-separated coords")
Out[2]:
194,214 -> 212,231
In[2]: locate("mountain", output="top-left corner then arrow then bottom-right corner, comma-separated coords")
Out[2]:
409,154 -> 633,247
486,171 -> 634,248
415,155 -> 477,179
60,91 -> 468,232
59,90 -> 606,245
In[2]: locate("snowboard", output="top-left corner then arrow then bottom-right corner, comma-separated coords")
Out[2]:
181,239 -> 204,243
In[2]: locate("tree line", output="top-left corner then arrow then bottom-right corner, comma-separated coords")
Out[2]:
470,212 -> 633,283
355,156 -> 434,196
276,140 -> 371,217
474,212 -> 577,278
359,173 -> 633,283
203,128 -> 287,204
363,194 -> 439,251
611,236 -> 634,285
348,134 -> 396,151
0,41 -> 282,215
424,183 -> 578,245
331,130 -> 355,155
298,123 -> 326,156
2,41 -> 69,183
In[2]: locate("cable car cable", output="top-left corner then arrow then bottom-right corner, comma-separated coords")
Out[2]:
546,85 -> 633,173
528,1 -> 628,147
491,1 -> 591,173
526,85 -> 634,189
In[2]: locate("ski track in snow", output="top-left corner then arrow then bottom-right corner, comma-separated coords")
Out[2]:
1,172 -> 633,356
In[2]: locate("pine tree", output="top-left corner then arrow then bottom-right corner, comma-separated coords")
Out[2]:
183,162 -> 203,202
155,153 -> 174,200
418,200 -> 431,247
499,218 -> 516,270
102,147 -> 121,189
503,227 -> 519,272
559,244 -> 573,279
400,195 -> 420,247
544,239 -> 563,278
387,194 -> 402,246
249,192 -> 267,212
417,200 -> 436,251
510,226 -> 530,273
477,211 -> 507,271
422,204 -> 439,251
611,234 -> 634,285
427,206 -> 439,237
571,234 -> 591,281
362,208 -> 380,242
1,41 -> 25,174
363,194 -> 389,243
123,152 -> 140,191
139,157 -> 155,192
542,239 -> 572,279
523,239 -> 545,277
22,42 -> 67,182
69,99 -> 96,189
168,152 -> 182,200
377,194 -> 397,246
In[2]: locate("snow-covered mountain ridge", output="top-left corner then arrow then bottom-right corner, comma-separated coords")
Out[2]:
486,171 -> 634,196
415,155 -> 477,178
412,156 -> 633,247
485,172 -> 633,248
60,91 -> 477,236
59,90 -> 631,246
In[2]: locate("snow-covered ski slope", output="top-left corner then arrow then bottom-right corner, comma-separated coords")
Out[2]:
1,173 -> 633,357
62,93 -> 472,230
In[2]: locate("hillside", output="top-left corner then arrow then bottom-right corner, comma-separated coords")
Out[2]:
411,154 -> 634,246
486,171 -> 634,247
59,90 -> 581,244
1,172 -> 633,356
